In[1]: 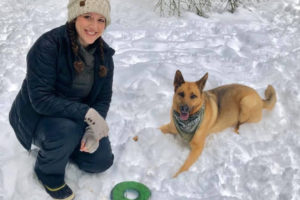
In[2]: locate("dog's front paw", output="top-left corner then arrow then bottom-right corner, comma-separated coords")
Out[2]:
173,172 -> 180,178
159,124 -> 170,134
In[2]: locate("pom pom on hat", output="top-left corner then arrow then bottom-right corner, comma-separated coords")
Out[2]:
67,0 -> 111,27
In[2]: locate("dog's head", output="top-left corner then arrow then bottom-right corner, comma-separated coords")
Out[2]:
172,70 -> 208,121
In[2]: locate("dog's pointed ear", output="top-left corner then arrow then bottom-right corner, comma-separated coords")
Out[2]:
174,70 -> 185,92
196,72 -> 208,92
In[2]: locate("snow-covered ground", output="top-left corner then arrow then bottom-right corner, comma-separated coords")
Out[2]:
1,0 -> 300,199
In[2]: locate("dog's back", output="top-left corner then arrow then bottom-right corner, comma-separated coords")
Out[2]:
206,84 -> 276,134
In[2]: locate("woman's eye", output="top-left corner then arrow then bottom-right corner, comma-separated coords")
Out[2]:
83,15 -> 91,19
98,19 -> 105,23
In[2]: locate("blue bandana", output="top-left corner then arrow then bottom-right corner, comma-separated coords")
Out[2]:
173,104 -> 205,142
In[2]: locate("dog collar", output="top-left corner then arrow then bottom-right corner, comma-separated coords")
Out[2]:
173,104 -> 205,142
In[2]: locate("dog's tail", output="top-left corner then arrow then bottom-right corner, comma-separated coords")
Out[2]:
262,85 -> 276,110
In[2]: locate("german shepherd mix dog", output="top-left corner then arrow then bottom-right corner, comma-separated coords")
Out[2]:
160,70 -> 276,177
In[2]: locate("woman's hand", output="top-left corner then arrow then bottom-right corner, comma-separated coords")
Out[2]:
84,108 -> 109,138
80,127 -> 99,153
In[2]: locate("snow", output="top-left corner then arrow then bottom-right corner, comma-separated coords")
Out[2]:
1,0 -> 300,199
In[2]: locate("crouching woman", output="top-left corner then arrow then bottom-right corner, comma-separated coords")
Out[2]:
9,0 -> 114,199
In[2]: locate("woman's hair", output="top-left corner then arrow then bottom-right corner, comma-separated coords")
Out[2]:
66,20 -> 107,77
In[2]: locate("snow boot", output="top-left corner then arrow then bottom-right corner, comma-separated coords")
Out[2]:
43,183 -> 75,200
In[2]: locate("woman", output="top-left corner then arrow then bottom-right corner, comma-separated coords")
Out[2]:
9,0 -> 114,199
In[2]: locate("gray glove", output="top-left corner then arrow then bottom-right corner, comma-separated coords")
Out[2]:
80,127 -> 99,153
84,108 -> 109,140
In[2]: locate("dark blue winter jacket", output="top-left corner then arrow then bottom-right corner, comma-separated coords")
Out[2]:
9,24 -> 115,151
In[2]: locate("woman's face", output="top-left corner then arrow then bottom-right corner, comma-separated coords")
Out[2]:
75,12 -> 106,47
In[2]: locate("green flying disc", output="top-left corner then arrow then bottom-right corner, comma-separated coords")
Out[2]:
111,181 -> 151,200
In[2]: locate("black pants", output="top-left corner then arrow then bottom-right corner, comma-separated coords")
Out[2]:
33,117 -> 114,188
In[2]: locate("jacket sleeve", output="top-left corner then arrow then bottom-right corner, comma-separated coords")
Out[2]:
26,33 -> 89,121
91,56 -> 114,119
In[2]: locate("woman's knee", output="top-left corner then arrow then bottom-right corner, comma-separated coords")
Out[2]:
76,138 -> 114,173
91,153 -> 114,173
79,153 -> 114,173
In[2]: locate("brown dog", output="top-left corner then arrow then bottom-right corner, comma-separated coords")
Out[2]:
160,70 -> 276,177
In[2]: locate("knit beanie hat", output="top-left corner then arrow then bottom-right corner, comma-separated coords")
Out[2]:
67,0 -> 111,27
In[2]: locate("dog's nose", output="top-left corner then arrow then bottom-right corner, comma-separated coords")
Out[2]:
180,104 -> 190,113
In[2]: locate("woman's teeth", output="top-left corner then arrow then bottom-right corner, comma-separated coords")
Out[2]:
86,31 -> 96,35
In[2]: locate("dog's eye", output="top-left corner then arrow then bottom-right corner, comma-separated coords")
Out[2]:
178,92 -> 184,98
190,94 -> 197,99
